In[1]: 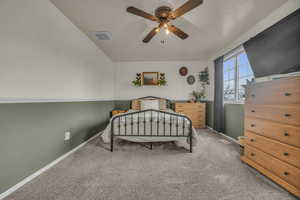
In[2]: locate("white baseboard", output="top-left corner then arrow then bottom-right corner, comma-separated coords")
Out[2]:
206,126 -> 239,144
0,132 -> 102,200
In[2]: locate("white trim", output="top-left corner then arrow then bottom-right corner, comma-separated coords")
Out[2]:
0,98 -> 114,104
0,132 -> 102,200
207,126 -> 239,144
223,45 -> 244,61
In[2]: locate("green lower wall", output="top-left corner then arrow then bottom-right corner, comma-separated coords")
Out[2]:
205,102 -> 244,140
224,104 -> 245,139
0,99 -> 244,195
114,100 -> 131,110
0,101 -> 114,194
205,101 -> 214,128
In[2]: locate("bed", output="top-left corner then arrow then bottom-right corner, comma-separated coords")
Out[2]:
101,96 -> 197,152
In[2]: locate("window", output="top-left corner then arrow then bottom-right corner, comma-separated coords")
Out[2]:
223,51 -> 254,103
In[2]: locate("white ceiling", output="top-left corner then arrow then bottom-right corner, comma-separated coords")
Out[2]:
50,0 -> 287,61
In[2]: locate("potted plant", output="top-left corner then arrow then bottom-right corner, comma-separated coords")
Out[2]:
192,90 -> 205,102
158,73 -> 167,86
132,73 -> 142,87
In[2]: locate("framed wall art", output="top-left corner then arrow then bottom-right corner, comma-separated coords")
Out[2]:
142,72 -> 159,85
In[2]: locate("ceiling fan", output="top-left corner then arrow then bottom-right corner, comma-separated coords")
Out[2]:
127,0 -> 203,43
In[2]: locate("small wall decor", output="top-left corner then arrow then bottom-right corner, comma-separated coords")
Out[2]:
142,72 -> 159,85
187,75 -> 195,85
198,67 -> 209,85
179,66 -> 188,76
158,73 -> 167,86
132,72 -> 167,86
132,73 -> 142,87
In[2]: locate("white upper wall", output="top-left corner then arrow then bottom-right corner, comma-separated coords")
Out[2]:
0,0 -> 114,101
114,61 -> 213,101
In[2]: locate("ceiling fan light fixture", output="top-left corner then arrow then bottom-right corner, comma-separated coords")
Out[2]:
127,0 -> 203,43
165,29 -> 170,35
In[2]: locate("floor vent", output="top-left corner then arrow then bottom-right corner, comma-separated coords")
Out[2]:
219,139 -> 231,145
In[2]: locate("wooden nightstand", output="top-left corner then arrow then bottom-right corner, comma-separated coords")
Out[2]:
174,102 -> 206,129
111,110 -> 127,116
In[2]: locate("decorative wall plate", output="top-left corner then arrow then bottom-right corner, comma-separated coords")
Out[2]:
179,66 -> 188,76
187,75 -> 195,85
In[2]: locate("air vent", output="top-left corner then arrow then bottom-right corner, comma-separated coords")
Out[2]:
94,31 -> 112,40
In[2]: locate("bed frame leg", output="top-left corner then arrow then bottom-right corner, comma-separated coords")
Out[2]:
150,143 -> 153,150
111,129 -> 114,152
189,127 -> 193,153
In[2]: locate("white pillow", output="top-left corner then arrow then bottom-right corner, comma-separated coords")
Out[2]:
140,99 -> 159,110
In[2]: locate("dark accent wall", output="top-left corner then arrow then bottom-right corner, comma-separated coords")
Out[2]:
0,101 -> 114,194
244,9 -> 300,78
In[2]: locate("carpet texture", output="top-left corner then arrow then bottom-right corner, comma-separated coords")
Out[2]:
4,129 -> 297,200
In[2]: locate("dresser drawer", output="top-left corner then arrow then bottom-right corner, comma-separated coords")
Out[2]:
245,117 -> 300,148
245,104 -> 300,126
193,121 -> 205,128
245,131 -> 300,168
175,103 -> 204,111
245,76 -> 300,105
245,145 -> 300,189
175,108 -> 204,114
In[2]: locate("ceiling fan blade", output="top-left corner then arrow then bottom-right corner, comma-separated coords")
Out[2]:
143,27 -> 159,43
127,6 -> 158,22
168,25 -> 189,40
171,0 -> 203,19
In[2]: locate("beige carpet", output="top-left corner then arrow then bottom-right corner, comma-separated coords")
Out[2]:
5,129 -> 297,200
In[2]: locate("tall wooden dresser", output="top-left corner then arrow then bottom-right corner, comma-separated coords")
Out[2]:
241,76 -> 300,198
174,102 -> 206,128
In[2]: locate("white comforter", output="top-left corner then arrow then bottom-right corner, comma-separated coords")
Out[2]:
100,109 -> 198,150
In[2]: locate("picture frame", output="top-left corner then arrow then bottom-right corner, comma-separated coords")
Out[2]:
142,72 -> 159,85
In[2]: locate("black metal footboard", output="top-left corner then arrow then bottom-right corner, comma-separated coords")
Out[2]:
110,109 -> 193,153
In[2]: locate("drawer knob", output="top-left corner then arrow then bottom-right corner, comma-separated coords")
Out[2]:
284,171 -> 289,176
250,124 -> 256,127
251,110 -> 255,113
251,94 -> 255,98
284,113 -> 291,117
283,152 -> 289,156
250,153 -> 255,157
284,132 -> 289,137
284,93 -> 291,96
250,139 -> 255,142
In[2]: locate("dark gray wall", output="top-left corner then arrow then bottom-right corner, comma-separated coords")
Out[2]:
0,101 -> 114,194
